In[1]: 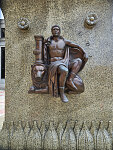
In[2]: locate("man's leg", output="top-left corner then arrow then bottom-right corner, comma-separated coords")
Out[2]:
67,58 -> 82,90
58,65 -> 68,87
58,65 -> 68,102
71,58 -> 82,74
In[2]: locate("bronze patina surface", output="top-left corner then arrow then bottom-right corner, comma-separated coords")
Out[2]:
29,25 -> 88,103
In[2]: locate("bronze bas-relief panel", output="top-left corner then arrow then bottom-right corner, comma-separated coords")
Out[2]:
29,25 -> 88,102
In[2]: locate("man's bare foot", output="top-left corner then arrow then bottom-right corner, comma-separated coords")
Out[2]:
59,87 -> 68,103
66,79 -> 77,90
60,93 -> 68,103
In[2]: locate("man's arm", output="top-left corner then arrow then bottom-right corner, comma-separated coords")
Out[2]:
65,40 -> 88,62
65,40 -> 85,53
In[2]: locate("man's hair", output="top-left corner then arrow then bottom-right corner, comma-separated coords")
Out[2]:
51,25 -> 61,33
46,25 -> 63,43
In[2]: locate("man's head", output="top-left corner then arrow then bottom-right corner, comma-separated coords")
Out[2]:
51,25 -> 61,37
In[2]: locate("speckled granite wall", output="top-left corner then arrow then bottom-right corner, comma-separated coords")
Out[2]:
1,0 -> 113,125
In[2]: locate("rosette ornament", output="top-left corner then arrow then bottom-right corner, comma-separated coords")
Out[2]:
85,13 -> 98,28
18,18 -> 30,30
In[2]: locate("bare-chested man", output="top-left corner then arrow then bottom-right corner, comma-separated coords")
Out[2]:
45,25 -> 88,103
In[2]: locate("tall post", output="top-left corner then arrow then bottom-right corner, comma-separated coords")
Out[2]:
33,35 -> 44,63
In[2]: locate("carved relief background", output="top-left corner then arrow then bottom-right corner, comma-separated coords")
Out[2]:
0,120 -> 113,150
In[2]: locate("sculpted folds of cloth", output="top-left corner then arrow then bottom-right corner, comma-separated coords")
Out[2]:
29,25 -> 88,103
